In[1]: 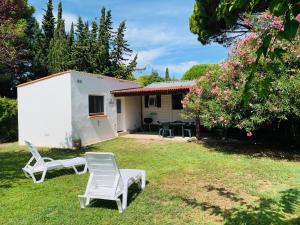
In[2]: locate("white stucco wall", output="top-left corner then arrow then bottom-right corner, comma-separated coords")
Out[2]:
142,95 -> 185,123
123,96 -> 142,131
70,71 -> 140,146
18,73 -> 73,147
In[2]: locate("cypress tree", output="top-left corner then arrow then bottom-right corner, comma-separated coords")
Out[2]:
66,22 -> 75,69
47,1 -> 68,73
42,0 -> 55,48
95,7 -> 112,74
56,0 -> 65,37
165,67 -> 170,81
31,20 -> 48,77
73,19 -> 92,72
111,21 -> 132,67
111,21 -> 136,79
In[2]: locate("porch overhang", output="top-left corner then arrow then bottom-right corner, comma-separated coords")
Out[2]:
111,85 -> 192,97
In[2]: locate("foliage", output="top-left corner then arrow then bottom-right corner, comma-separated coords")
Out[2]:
183,13 -> 300,138
136,69 -> 164,86
181,64 -> 220,80
190,0 -> 300,46
0,97 -> 18,142
42,0 -> 55,48
0,0 -> 35,97
165,67 -> 171,81
0,138 -> 300,224
43,2 -> 137,79
0,0 -> 138,98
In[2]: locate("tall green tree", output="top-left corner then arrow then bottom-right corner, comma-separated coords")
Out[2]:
31,20 -> 48,77
42,0 -> 55,48
182,64 -> 220,80
111,21 -> 136,79
165,67 -> 171,81
94,7 -> 112,74
47,0 -> 68,73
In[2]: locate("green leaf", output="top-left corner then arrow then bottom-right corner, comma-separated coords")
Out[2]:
262,34 -> 272,57
283,19 -> 299,41
269,0 -> 288,16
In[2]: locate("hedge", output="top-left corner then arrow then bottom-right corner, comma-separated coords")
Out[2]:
0,97 -> 18,142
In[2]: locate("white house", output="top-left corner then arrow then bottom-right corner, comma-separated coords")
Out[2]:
17,70 -> 194,148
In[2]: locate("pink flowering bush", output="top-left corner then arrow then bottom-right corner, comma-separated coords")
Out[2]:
182,11 -> 300,138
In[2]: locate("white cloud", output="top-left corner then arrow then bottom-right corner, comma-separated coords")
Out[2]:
153,61 -> 199,74
126,24 -> 195,47
35,11 -> 80,32
136,48 -> 166,67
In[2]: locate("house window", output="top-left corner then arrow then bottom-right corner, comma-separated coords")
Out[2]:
145,95 -> 161,108
172,94 -> 183,110
149,96 -> 156,106
117,99 -> 122,113
89,95 -> 104,115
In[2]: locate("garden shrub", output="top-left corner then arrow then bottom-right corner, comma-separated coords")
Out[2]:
182,12 -> 300,143
0,97 -> 18,142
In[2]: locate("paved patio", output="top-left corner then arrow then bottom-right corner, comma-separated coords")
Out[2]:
122,132 -> 195,142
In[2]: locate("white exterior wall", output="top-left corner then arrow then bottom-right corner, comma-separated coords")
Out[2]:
18,73 -> 73,147
142,95 -> 185,123
70,71 -> 140,146
123,96 -> 142,131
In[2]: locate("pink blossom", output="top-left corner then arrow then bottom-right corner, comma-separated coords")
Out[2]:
296,13 -> 300,22
210,89 -> 217,95
246,132 -> 253,137
243,18 -> 251,27
219,116 -> 224,122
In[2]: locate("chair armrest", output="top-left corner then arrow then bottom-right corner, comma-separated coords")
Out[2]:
43,157 -> 54,161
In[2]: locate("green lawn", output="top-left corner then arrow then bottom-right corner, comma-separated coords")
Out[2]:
0,138 -> 299,225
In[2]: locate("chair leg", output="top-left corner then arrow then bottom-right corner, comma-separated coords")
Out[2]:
116,199 -> 123,213
122,189 -> 128,210
78,196 -> 86,208
34,169 -> 47,183
72,164 -> 87,175
141,171 -> 146,189
22,169 -> 30,178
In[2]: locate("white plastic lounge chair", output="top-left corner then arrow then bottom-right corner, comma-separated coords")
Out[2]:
22,141 -> 87,183
78,152 -> 146,213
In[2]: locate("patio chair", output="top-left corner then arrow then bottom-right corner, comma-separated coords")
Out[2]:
183,123 -> 192,137
160,123 -> 174,137
78,152 -> 146,213
22,141 -> 87,183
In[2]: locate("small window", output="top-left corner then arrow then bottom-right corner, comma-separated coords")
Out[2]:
149,96 -> 156,106
117,99 -> 122,113
89,95 -> 104,115
172,94 -> 183,110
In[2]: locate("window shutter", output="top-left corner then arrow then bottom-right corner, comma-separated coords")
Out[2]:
156,95 -> 161,107
145,96 -> 149,108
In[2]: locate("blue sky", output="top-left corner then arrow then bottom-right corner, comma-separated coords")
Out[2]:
29,0 -> 228,78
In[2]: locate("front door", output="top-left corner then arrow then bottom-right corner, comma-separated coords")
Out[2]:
116,99 -> 124,131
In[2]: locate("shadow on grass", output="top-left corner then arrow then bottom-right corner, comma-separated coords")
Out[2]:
89,183 -> 143,211
201,141 -> 300,161
174,186 -> 300,225
0,147 -> 87,189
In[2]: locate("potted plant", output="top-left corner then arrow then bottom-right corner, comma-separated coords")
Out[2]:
72,136 -> 82,150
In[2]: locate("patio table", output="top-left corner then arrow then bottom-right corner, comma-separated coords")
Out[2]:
169,122 -> 187,137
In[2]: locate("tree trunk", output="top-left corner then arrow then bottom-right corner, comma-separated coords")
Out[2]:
195,116 -> 201,140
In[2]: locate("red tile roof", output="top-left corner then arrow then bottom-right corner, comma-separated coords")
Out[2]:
112,85 -> 192,96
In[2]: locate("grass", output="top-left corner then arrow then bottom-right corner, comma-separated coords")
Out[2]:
0,137 -> 299,225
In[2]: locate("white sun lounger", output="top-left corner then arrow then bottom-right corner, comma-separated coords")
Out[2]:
22,141 -> 87,183
78,152 -> 146,213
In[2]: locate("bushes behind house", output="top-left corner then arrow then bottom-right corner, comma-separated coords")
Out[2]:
0,97 -> 18,142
